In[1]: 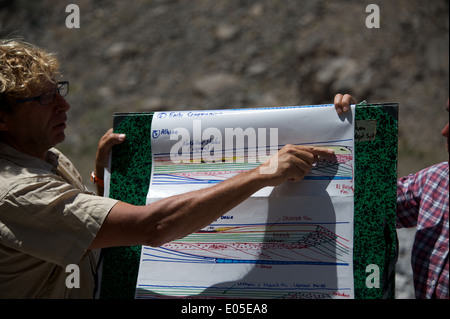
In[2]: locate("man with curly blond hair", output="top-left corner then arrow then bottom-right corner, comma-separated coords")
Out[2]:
0,39 -> 334,298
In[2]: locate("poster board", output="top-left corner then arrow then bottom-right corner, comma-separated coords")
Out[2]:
99,103 -> 398,299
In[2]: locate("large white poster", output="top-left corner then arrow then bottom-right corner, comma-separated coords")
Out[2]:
136,104 -> 355,299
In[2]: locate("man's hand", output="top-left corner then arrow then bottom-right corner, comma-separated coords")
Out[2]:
95,128 -> 126,180
334,93 -> 356,115
259,144 -> 334,186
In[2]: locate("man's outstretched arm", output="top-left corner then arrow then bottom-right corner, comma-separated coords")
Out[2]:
89,145 -> 334,249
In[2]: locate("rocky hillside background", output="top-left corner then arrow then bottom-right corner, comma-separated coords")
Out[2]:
1,0 -> 449,299
1,0 -> 448,180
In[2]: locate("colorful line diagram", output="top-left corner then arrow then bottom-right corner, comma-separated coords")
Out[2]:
137,222 -> 352,299
141,222 -> 350,266
151,143 -> 353,186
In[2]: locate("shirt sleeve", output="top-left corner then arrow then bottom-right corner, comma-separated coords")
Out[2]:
396,171 -> 423,228
0,175 -> 118,267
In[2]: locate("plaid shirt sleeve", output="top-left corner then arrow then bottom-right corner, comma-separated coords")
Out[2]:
396,162 -> 449,299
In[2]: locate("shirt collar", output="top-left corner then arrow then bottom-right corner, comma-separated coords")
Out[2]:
0,142 -> 60,172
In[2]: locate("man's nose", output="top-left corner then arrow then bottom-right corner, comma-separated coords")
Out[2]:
54,93 -> 70,112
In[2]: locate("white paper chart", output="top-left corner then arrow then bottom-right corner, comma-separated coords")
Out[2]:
136,105 -> 355,299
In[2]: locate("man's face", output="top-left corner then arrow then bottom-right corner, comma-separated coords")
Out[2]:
0,80 -> 70,158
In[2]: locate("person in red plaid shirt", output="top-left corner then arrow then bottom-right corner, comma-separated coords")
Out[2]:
335,94 -> 449,299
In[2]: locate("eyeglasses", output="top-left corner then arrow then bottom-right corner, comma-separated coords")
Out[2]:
15,81 -> 69,106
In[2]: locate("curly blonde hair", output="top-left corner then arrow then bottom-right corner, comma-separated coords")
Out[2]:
0,38 -> 59,109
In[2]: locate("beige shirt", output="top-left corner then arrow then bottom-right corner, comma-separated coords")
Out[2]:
0,143 -> 118,298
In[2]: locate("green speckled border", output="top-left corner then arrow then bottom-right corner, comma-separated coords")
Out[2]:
100,105 -> 398,299
353,103 -> 398,298
100,112 -> 153,299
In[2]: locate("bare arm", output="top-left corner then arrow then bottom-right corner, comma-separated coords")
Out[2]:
89,145 -> 334,249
